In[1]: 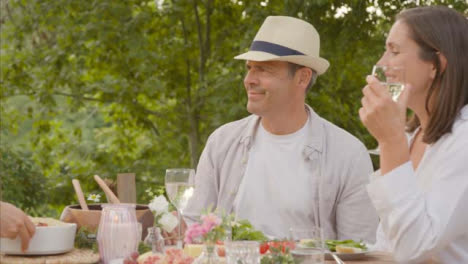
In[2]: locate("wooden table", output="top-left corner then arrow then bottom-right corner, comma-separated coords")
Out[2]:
0,248 -> 99,264
325,251 -> 396,263
1,249 -> 393,264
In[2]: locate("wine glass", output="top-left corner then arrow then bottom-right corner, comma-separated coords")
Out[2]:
368,65 -> 406,155
165,168 -> 195,248
372,65 -> 406,102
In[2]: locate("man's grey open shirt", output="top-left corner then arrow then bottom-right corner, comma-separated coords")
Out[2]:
184,105 -> 378,242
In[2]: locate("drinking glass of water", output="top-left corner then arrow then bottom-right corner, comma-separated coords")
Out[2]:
372,65 -> 406,101
225,241 -> 260,264
165,168 -> 195,248
289,227 -> 325,264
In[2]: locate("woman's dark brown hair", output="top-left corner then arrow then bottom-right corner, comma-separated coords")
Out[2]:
397,6 -> 468,143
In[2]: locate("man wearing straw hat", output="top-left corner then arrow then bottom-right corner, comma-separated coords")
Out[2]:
183,16 -> 378,241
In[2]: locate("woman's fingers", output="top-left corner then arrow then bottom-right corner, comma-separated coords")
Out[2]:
366,75 -> 389,97
358,107 -> 367,124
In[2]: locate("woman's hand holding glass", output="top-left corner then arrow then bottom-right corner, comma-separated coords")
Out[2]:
359,73 -> 409,146
360,74 -> 412,174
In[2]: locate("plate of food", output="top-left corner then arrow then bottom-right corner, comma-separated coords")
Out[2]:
324,239 -> 369,260
0,217 -> 77,255
297,238 -> 369,260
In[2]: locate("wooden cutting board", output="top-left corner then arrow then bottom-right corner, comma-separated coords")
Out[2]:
0,248 -> 99,264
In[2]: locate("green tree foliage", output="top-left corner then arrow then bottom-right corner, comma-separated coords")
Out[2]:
0,148 -> 48,215
1,0 -> 466,215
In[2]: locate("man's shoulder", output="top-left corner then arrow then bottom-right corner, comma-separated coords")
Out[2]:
208,114 -> 256,144
318,117 -> 367,155
215,115 -> 254,132
315,116 -> 373,182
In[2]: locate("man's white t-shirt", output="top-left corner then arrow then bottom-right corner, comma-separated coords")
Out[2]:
233,117 -> 318,238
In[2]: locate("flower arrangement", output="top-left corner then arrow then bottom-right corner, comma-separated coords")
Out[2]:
184,213 -> 226,244
148,195 -> 179,232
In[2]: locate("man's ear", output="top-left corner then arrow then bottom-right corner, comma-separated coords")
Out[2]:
297,67 -> 312,89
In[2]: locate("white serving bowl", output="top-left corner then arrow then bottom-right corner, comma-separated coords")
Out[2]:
0,222 -> 77,255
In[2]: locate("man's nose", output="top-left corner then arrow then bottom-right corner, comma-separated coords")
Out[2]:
244,71 -> 258,86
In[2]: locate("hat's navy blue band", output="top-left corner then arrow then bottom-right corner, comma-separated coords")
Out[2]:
249,41 -> 304,56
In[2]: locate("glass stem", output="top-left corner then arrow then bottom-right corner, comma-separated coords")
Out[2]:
176,209 -> 182,249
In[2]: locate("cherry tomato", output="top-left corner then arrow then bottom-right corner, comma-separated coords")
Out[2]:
267,240 -> 295,253
282,240 -> 295,251
259,242 -> 269,254
217,245 -> 226,257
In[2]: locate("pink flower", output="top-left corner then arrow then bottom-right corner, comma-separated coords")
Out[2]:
184,213 -> 223,244
201,213 -> 221,226
184,223 -> 205,244
201,224 -> 211,234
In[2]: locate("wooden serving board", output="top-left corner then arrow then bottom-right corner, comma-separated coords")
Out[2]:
0,248 -> 99,264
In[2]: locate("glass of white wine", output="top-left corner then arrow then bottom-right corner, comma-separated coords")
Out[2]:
372,65 -> 406,102
367,65 -> 406,155
165,168 -> 195,248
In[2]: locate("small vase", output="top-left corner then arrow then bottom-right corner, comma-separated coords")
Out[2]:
193,243 -> 220,264
144,227 -> 165,254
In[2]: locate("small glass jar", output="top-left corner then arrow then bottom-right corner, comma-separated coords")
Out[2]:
97,204 -> 139,264
144,227 -> 165,254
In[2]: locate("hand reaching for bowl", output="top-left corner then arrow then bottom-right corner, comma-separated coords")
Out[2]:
0,201 -> 36,251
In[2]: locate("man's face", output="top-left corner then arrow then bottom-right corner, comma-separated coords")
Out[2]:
244,60 -> 301,117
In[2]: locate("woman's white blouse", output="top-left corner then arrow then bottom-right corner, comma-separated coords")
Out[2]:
367,106 -> 468,263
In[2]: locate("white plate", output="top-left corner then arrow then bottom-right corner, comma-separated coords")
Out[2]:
0,223 -> 77,255
325,251 -> 369,261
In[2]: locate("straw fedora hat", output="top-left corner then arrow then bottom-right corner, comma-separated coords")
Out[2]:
235,16 -> 330,75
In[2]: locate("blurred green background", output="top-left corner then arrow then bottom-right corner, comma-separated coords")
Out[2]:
1,0 -> 466,217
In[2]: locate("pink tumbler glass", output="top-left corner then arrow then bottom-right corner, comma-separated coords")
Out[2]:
97,204 -> 139,264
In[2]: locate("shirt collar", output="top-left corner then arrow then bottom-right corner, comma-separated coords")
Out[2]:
239,104 -> 324,153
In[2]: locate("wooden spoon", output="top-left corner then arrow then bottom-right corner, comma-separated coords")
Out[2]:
94,174 -> 121,204
72,179 -> 89,210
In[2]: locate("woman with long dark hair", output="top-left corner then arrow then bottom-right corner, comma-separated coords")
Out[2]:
360,6 -> 468,263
